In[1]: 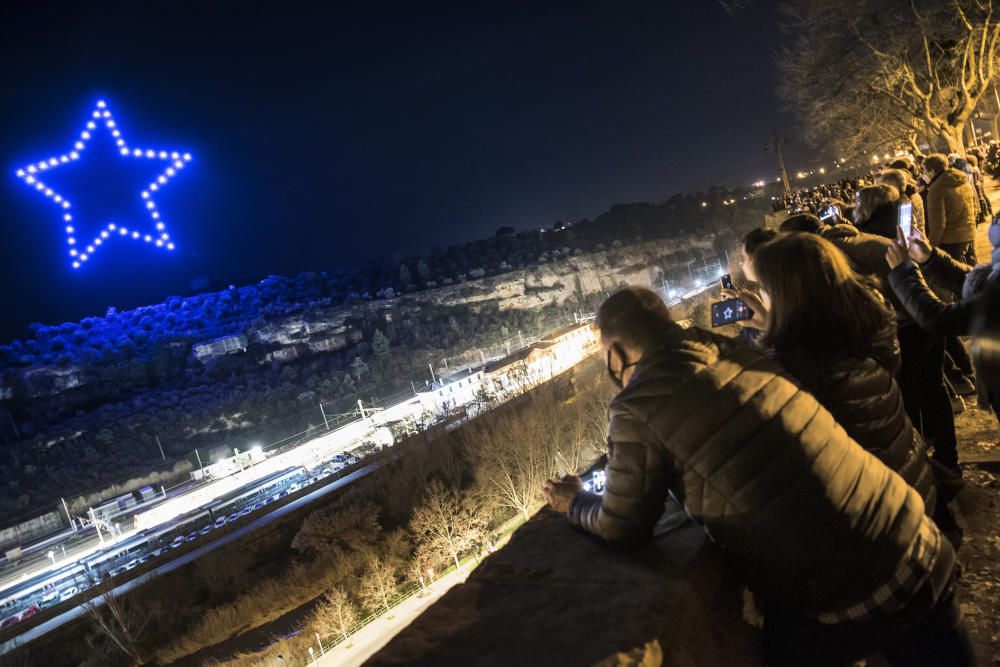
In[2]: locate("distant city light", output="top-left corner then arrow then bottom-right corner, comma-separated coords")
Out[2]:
13,98 -> 192,268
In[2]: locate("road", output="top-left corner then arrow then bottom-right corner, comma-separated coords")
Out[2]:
0,463 -> 380,656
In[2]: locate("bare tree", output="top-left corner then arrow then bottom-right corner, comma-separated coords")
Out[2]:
778,0 -> 1000,156
291,498 -> 380,559
310,587 -> 357,644
410,480 -> 487,572
359,557 -> 398,614
468,392 -> 561,522
83,579 -> 149,666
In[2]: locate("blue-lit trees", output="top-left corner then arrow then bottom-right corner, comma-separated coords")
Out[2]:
14,99 -> 191,269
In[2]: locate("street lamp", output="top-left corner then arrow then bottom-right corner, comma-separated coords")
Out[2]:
46,550 -> 56,565
308,646 -> 315,664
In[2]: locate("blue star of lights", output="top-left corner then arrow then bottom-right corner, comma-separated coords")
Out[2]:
14,99 -> 191,269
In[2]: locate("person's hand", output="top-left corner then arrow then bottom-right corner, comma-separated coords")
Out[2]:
905,227 -> 932,263
886,225 -> 910,270
543,475 -> 583,513
722,288 -> 767,329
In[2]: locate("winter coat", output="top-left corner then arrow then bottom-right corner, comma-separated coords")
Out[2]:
888,248 -> 1000,336
888,248 -> 1000,404
773,318 -> 937,515
818,224 -> 912,326
925,169 -> 978,246
857,202 -> 900,239
568,323 -> 934,617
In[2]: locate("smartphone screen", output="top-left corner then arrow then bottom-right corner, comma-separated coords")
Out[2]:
898,201 -> 913,238
711,298 -> 753,328
720,274 -> 733,290
820,205 -> 841,222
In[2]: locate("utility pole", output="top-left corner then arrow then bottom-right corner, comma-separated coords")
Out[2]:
767,130 -> 792,197
195,448 -> 205,477
154,434 -> 166,461
428,363 -> 436,384
319,403 -> 329,430
357,399 -> 367,419
88,508 -> 104,546
61,497 -> 72,526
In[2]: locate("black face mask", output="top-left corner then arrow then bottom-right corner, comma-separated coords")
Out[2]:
606,344 -> 638,389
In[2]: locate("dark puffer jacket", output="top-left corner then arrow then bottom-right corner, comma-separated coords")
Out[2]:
888,247 -> 1000,336
774,319 -> 937,515
568,324 -> 933,617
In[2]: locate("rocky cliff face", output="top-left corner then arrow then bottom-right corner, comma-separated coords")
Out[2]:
2,234 -> 720,406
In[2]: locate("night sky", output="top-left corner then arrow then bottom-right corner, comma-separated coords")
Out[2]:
0,0 -> 808,340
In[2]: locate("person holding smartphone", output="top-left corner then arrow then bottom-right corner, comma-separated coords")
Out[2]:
887,220 -> 1000,430
750,233 -> 937,516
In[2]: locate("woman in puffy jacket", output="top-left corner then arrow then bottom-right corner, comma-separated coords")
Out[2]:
751,233 -> 937,512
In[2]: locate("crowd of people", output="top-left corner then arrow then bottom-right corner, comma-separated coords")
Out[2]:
542,149 -> 1000,666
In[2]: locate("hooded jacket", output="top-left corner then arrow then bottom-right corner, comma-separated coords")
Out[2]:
568,323 -> 937,617
925,168 -> 978,246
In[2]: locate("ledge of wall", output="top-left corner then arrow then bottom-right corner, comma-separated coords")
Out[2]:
369,507 -> 764,666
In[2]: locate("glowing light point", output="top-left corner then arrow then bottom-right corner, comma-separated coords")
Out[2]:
14,98 -> 191,268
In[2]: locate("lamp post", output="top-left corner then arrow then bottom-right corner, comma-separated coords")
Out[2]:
308,646 -> 315,664
315,632 -> 325,656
